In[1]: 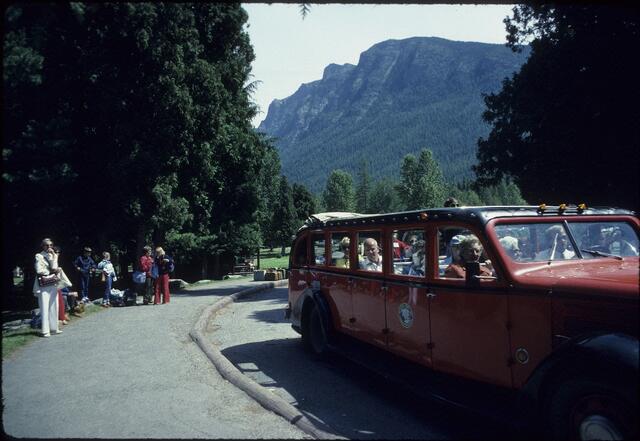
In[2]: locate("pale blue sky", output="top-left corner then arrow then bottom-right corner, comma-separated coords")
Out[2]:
243,3 -> 515,127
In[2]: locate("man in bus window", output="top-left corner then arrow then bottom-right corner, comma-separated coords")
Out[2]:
535,225 -> 575,260
359,238 -> 382,272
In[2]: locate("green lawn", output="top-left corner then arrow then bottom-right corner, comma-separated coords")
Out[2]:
257,247 -> 290,269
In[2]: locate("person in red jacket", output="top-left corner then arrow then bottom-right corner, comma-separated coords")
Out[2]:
153,247 -> 174,305
139,246 -> 154,305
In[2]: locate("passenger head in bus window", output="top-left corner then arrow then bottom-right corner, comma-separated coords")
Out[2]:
444,237 -> 492,279
408,240 -> 426,276
359,238 -> 382,272
451,235 -> 465,262
499,236 -> 521,260
335,237 -> 350,268
535,225 -> 575,260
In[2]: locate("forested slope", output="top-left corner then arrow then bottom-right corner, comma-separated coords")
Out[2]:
258,37 -> 529,192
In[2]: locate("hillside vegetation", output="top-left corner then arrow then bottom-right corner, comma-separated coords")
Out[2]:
258,37 -> 530,193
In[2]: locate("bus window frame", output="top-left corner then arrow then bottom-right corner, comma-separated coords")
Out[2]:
385,225 -> 428,283
429,221 -> 505,287
328,230 -> 353,271
353,229 -> 386,277
310,230 -> 328,268
291,231 -> 310,269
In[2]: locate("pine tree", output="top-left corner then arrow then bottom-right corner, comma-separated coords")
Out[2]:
397,149 -> 445,210
322,170 -> 355,211
355,159 -> 372,213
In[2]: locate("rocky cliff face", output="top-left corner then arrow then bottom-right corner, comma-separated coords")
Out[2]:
258,37 -> 529,193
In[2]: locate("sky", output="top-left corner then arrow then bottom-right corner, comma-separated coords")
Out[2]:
243,3 -> 515,127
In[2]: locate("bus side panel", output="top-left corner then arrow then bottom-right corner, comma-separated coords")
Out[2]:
351,277 -> 387,348
507,292 -> 552,389
325,273 -> 355,334
386,282 -> 432,367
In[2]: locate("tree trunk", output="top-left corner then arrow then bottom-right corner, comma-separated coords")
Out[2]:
201,255 -> 208,280
256,247 -> 261,270
213,253 -> 220,279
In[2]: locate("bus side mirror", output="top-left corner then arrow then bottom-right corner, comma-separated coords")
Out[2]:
465,261 -> 480,284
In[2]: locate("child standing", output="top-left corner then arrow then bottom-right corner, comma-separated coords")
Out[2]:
97,252 -> 117,307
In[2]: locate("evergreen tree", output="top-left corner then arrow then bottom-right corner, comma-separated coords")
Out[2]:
3,3 -> 268,289
355,159 -> 372,213
369,178 -> 402,214
475,5 -> 640,210
291,183 -> 317,222
322,170 -> 355,211
272,176 -> 298,255
396,149 -> 445,210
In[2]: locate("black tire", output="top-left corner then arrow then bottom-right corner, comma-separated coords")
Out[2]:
545,378 -> 637,440
302,303 -> 329,356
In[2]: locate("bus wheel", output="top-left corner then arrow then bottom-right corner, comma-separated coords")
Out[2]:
305,304 -> 329,356
546,378 -> 636,440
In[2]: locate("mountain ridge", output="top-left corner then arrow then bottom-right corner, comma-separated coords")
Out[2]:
258,37 -> 530,193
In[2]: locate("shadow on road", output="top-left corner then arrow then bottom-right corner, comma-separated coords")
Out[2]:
221,336 -> 516,440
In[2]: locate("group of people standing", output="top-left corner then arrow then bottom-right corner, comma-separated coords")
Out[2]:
33,238 -> 174,338
137,245 -> 174,305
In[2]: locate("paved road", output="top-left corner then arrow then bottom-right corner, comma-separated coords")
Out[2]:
211,287 -> 512,440
1,279 -> 309,439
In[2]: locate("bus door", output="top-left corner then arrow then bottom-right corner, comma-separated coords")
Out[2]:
428,225 -> 512,388
385,228 -> 432,367
351,231 -> 387,348
326,232 -> 356,334
289,232 -> 309,302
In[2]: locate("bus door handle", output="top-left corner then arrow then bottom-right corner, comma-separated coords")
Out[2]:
426,291 -> 436,299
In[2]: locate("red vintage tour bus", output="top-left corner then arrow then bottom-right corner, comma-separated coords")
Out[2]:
286,205 -> 639,440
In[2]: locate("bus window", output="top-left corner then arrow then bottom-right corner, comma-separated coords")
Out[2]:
330,232 -> 350,268
312,233 -> 326,265
437,227 -> 494,279
292,235 -> 309,266
391,229 -> 425,277
357,231 -> 382,272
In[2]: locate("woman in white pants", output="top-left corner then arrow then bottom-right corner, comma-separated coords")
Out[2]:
32,238 -> 63,337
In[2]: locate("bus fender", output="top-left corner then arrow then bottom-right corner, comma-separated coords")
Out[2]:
518,332 -> 639,422
291,287 -> 333,337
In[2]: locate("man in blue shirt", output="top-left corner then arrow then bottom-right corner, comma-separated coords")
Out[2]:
74,247 -> 96,303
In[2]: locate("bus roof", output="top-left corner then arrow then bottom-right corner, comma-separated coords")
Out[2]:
299,206 -> 637,232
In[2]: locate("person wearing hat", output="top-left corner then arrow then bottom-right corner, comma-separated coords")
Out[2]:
444,197 -> 460,208
74,246 -> 96,304
444,236 -> 493,279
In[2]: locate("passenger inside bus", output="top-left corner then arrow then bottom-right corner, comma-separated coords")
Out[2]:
499,236 -> 522,260
359,238 -> 382,272
333,236 -> 350,268
407,239 -> 426,276
535,225 -> 575,260
438,234 -> 466,275
444,236 -> 493,279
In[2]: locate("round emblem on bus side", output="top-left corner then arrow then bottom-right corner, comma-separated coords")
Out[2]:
398,303 -> 414,328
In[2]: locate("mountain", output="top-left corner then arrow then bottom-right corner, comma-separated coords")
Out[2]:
257,37 -> 530,193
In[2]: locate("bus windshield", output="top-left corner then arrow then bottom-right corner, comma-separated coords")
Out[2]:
493,221 -> 639,262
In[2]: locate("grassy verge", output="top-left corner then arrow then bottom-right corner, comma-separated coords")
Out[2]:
258,247 -> 290,269
2,303 -> 104,359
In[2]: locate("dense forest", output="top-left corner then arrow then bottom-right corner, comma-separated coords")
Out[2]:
2,3 -> 312,299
